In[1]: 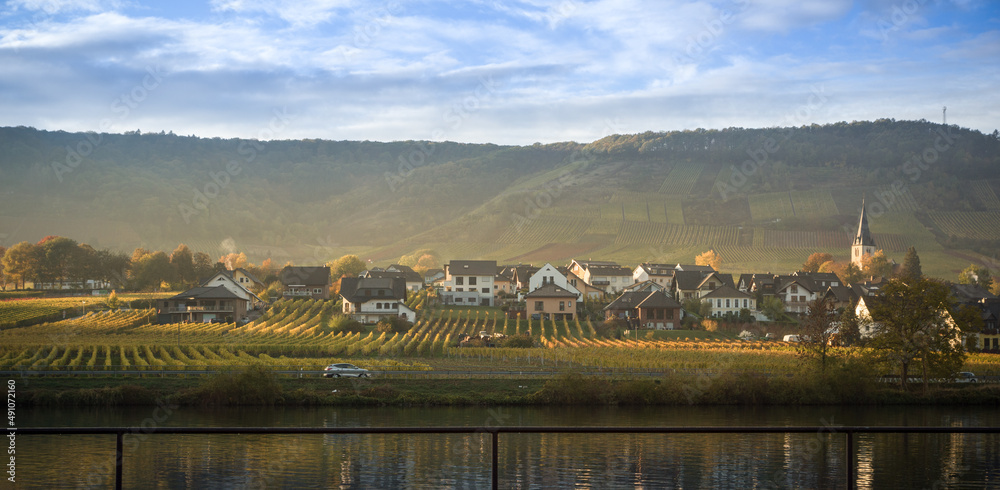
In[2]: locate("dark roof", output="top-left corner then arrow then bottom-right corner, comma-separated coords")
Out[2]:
605,290 -> 681,310
636,291 -> 682,309
573,259 -> 620,269
700,284 -> 751,300
360,270 -> 407,280
776,275 -> 817,293
280,266 -> 331,286
674,270 -> 707,290
585,264 -> 633,276
424,268 -> 444,277
524,283 -> 578,298
339,277 -> 407,303
853,199 -> 876,247
737,273 -> 755,289
675,264 -> 716,272
447,260 -> 498,276
168,285 -> 243,301
824,285 -> 857,303
698,272 -> 735,289
637,263 -> 675,276
623,280 -> 665,293
386,264 -> 424,283
951,284 -> 997,303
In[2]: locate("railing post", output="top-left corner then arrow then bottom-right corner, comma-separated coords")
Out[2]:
491,430 -> 499,490
846,430 -> 855,490
115,430 -> 124,490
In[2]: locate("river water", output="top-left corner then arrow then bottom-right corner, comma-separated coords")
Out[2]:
17,405 -> 1000,488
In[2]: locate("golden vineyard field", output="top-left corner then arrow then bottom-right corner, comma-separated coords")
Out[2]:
2,298 -> 998,375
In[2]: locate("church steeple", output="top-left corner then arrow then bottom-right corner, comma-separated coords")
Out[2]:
852,198 -> 876,267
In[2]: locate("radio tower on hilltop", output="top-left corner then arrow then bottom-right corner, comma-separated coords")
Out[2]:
943,106 -> 947,125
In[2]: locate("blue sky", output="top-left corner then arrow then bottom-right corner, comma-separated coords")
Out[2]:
1,0 -> 997,144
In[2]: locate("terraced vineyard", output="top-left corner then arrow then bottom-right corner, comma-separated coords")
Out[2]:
496,216 -> 592,243
658,162 -> 704,195
749,192 -> 794,221
971,181 -> 1000,209
928,211 -> 1000,240
2,300 -> 996,375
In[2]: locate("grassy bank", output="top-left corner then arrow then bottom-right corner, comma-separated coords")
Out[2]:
15,368 -> 1000,408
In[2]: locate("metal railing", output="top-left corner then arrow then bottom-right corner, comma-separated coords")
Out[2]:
16,425 -> 1000,490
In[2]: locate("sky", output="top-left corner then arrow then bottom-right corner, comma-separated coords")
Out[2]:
0,0 -> 997,145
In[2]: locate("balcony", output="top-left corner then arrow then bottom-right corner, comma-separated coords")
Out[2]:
168,306 -> 234,313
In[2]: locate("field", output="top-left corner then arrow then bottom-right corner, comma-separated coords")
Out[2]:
0,293 -> 175,329
928,211 -> 1000,240
3,299 -> 998,377
658,162 -> 704,195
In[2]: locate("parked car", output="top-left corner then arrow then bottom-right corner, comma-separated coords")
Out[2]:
952,372 -> 978,383
782,334 -> 801,342
323,363 -> 370,378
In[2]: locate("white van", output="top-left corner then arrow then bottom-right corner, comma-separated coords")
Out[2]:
783,334 -> 801,342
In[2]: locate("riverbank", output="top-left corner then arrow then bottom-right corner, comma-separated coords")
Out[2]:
14,368 -> 1000,407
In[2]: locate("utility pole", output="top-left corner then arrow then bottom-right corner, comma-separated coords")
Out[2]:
943,106 -> 947,125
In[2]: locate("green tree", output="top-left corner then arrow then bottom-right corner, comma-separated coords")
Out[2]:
802,252 -> 833,273
681,297 -> 712,318
106,290 -> 120,310
896,246 -> 922,282
835,307 -> 862,347
0,246 -> 6,290
760,296 -> 785,321
170,244 -> 195,286
39,236 -> 78,287
866,278 -> 966,392
130,251 -> 173,291
958,264 -> 993,290
193,252 -> 215,281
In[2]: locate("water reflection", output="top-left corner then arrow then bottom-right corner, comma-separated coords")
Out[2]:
17,406 -> 1000,488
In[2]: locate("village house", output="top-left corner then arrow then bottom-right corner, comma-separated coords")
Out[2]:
568,259 -> 633,294
385,264 -> 425,292
200,270 -> 266,309
159,285 -> 248,324
604,290 -> 683,330
632,263 -> 676,289
279,266 -> 331,300
700,285 -> 756,318
442,260 -> 497,306
527,263 -> 583,301
524,283 -> 578,321
339,276 -> 415,323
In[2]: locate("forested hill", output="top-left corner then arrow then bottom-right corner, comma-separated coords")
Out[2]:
1,120 -> 998,278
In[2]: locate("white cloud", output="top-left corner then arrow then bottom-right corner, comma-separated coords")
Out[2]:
210,0 -> 356,27
740,0 -> 852,32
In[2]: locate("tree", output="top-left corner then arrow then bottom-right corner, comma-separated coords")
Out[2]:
130,251 -> 173,291
681,297 -> 711,319
797,296 -> 836,371
866,278 -> 966,392
2,241 -> 39,289
991,278 -> 1000,297
106,290 -> 120,310
39,237 -> 78,287
835,307 -> 862,347
695,249 -> 721,271
328,254 -> 367,280
399,249 -> 440,275
958,264 -> 993,290
860,250 -> 893,280
170,244 -> 195,286
896,246 -> 922,282
193,252 -> 215,281
760,296 -> 785,321
802,252 -> 833,273
0,246 -> 6,290
820,260 -> 863,285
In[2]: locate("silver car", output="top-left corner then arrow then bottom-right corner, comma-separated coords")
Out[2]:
953,372 -> 978,383
323,363 -> 370,378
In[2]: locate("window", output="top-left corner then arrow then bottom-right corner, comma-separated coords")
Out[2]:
314,288 -> 321,294
791,285 -> 798,293
665,310 -> 673,319
535,301 -> 544,311
455,297 -> 463,303
469,277 -> 477,286
726,299 -> 731,308
567,301 -> 572,307
481,288 -> 489,294
390,303 -> 397,309
456,277 -> 464,285
376,303 -> 382,309
163,301 -> 168,307
559,301 -> 565,311
457,288 -> 464,292
743,299 -> 748,308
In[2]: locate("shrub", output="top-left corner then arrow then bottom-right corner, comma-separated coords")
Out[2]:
501,333 -> 534,348
375,316 -> 413,334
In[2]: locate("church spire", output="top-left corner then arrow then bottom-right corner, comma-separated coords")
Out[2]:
851,198 -> 877,268
853,198 -> 875,247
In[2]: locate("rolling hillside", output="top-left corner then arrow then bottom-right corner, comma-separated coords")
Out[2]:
1,120 -> 998,279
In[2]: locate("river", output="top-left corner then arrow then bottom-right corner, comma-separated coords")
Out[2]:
17,405 -> 1000,488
